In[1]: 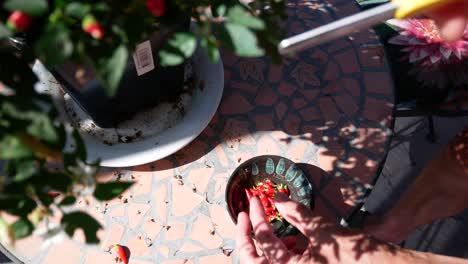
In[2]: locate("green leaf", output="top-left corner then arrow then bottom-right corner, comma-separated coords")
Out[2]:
26,112 -> 59,145
95,45 -> 128,97
159,50 -> 184,66
13,160 -> 38,182
0,135 -> 33,159
4,0 -> 48,16
62,212 -> 102,243
227,5 -> 265,30
93,182 -> 133,201
11,218 -> 33,239
35,23 -> 73,68
0,23 -> 12,39
201,36 -> 220,62
41,172 -> 71,193
60,196 -> 76,206
0,196 -> 36,216
224,23 -> 264,57
65,2 -> 90,19
212,3 -> 227,17
168,33 -> 197,58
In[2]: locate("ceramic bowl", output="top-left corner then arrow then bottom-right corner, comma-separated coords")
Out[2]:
225,155 -> 314,237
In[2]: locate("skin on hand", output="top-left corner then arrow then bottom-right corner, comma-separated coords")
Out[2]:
236,193 -> 418,264
429,1 -> 467,42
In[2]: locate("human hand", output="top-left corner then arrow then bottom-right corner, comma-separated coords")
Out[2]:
236,193 -> 404,264
429,0 -> 467,41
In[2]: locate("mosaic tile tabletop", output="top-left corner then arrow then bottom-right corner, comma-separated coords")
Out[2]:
1,0 -> 395,263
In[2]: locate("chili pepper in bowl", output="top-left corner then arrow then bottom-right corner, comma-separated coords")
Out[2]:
245,180 -> 290,222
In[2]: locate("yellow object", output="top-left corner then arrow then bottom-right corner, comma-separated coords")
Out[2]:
393,0 -> 464,19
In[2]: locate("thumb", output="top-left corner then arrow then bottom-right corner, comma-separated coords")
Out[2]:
429,1 -> 467,42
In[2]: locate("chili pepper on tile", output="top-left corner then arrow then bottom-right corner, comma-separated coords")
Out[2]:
113,244 -> 128,264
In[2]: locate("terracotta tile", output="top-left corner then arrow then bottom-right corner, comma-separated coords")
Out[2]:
316,147 -> 344,173
171,181 -> 203,216
268,64 -> 283,83
128,203 -> 151,229
239,59 -> 265,82
254,112 -> 275,130
109,204 -> 125,218
231,81 -> 258,94
84,250 -> 114,264
214,145 -> 229,168
211,173 -> 229,201
339,78 -> 360,97
221,50 -> 238,67
335,49 -> 359,74
302,125 -> 323,143
0,212 -> 18,224
180,243 -> 204,253
187,167 -> 214,193
162,259 -> 194,264
339,151 -> 377,185
143,217 -> 163,239
189,214 -> 223,249
235,152 -> 253,165
310,49 -> 328,65
351,127 -> 387,155
299,89 -> 320,101
220,92 -> 254,115
127,233 -> 151,256
254,84 -> 278,106
208,204 -> 236,239
165,221 -> 186,240
312,196 -> 339,222
154,185 -> 168,223
278,82 -> 297,96
327,39 -> 351,53
292,97 -> 308,109
104,224 -> 125,248
95,170 -> 116,183
323,81 -> 340,95
320,177 -> 355,217
257,134 -> 281,155
174,139 -> 207,165
129,260 -> 155,264
199,254 -> 233,264
158,246 -> 170,258
221,118 -> 254,150
275,102 -> 288,120
319,97 -> 340,126
364,72 -> 392,95
153,159 -> 175,180
359,46 -> 385,68
14,235 -> 43,262
133,171 -> 153,196
334,93 -> 359,117
283,112 -> 301,135
299,106 -> 321,122
291,62 -> 320,88
286,142 -> 308,162
42,239 -> 82,264
363,97 -> 393,123
323,61 -> 340,81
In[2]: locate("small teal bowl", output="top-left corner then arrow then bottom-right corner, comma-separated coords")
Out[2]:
225,155 -> 314,237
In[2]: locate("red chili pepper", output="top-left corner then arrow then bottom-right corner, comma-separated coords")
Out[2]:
113,244 -> 128,264
7,11 -> 32,32
47,191 -> 60,198
146,0 -> 166,17
82,15 -> 104,40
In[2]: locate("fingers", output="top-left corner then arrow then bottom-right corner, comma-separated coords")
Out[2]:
236,212 -> 262,263
249,196 -> 291,263
274,192 -> 319,238
429,1 -> 467,42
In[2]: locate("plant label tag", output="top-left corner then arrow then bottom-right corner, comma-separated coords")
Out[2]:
133,40 -> 155,76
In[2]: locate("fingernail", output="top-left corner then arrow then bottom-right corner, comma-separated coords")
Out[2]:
274,192 -> 289,202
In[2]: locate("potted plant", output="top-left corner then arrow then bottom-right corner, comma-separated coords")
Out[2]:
0,0 -> 287,245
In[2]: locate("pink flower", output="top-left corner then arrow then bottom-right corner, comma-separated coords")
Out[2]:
388,19 -> 468,89
388,19 -> 468,66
